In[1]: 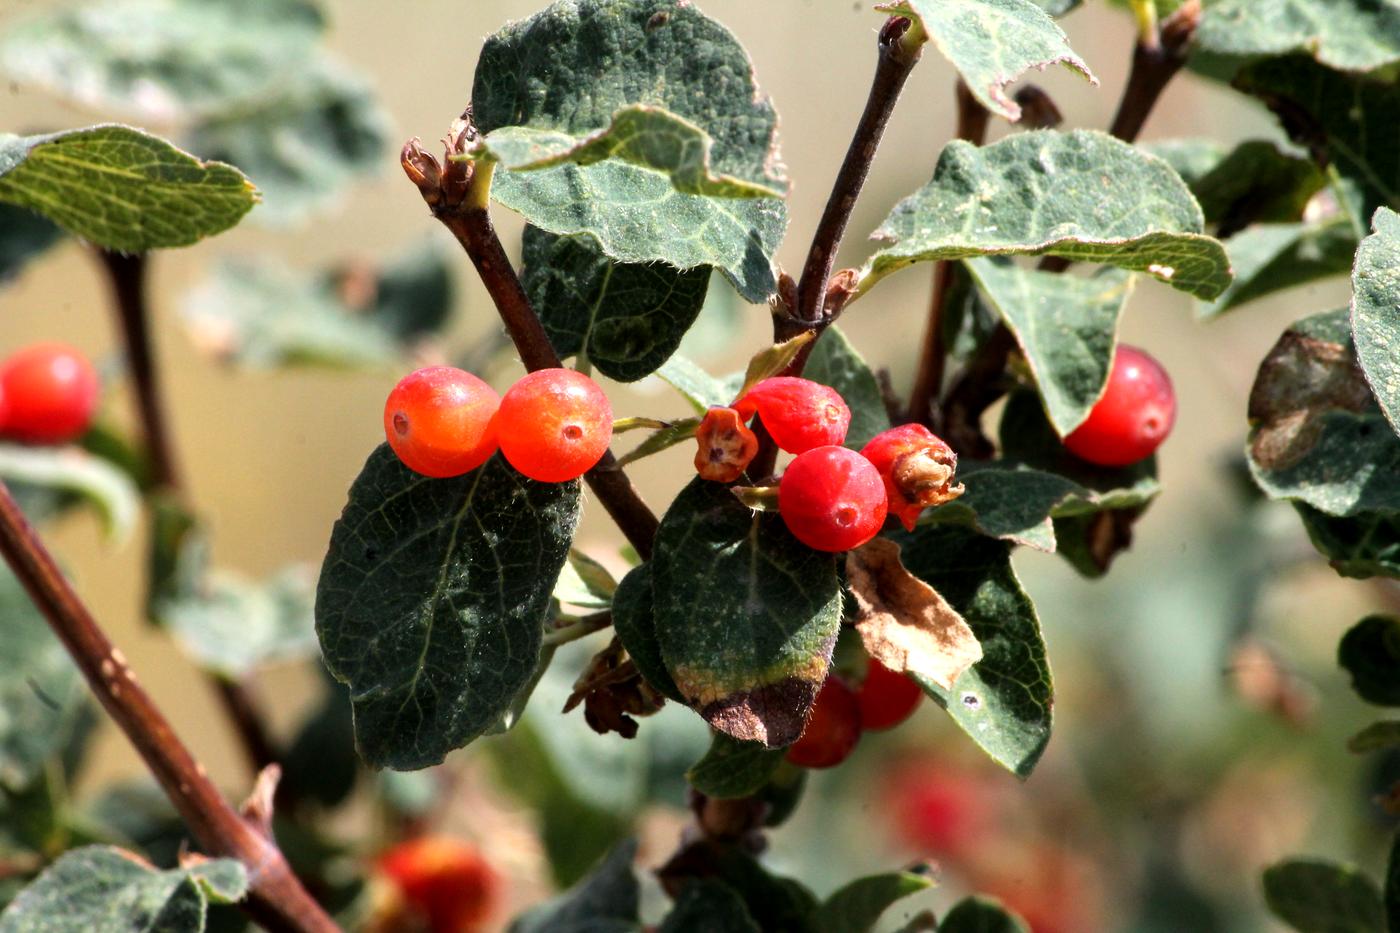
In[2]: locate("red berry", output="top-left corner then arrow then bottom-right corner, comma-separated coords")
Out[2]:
856,658 -> 923,731
0,343 -> 99,444
786,675 -> 862,769
384,367 -> 500,479
778,445 -> 887,552
377,836 -> 497,933
860,424 -> 963,531
496,368 -> 612,482
694,406 -> 760,482
1063,345 -> 1175,467
734,377 -> 850,454
887,762 -> 994,857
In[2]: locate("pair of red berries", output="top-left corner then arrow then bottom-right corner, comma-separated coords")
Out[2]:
786,659 -> 924,769
0,343 -> 100,445
384,366 -> 612,482
694,376 -> 963,553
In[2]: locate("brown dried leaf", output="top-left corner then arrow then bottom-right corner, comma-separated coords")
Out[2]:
1248,331 -> 1371,471
846,537 -> 982,690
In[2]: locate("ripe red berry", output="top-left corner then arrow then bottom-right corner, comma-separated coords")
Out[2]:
856,658 -> 923,731
860,424 -> 963,531
1063,344 -> 1176,467
778,445 -> 888,552
734,377 -> 850,454
377,836 -> 497,933
0,343 -> 99,444
786,675 -> 862,769
384,367 -> 500,479
694,406 -> 759,482
496,368 -> 612,482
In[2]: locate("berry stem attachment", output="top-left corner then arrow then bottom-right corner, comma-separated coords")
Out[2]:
0,481 -> 338,933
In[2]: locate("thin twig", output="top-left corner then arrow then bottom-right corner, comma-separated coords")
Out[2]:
0,482 -> 337,933
543,611 -> 614,647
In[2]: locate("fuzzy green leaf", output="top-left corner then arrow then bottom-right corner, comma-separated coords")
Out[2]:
1339,616 -> 1400,706
0,205 -> 62,286
473,0 -> 787,302
967,260 -> 1135,435
0,126 -> 256,252
0,0 -> 323,121
878,0 -> 1094,121
1197,0 -> 1400,73
316,447 -> 580,770
0,846 -> 246,933
860,130 -> 1230,300
1200,219 -> 1356,318
892,525 -> 1052,776
0,443 -> 140,544
686,733 -> 785,800
803,327 -> 892,450
1262,859 -> 1385,933
653,478 -> 842,747
522,227 -> 709,382
940,897 -> 1032,933
1352,208 -> 1400,438
611,564 -> 684,702
656,356 -> 737,414
815,869 -> 935,933
615,418 -> 701,469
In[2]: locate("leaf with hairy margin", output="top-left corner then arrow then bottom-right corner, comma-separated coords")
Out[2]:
652,478 -> 842,747
967,259 -> 1134,435
316,447 -> 581,770
1352,208 -> 1400,438
522,226 -> 709,382
1339,616 -> 1400,706
890,525 -> 1052,777
803,326 -> 892,450
0,0 -> 323,121
877,0 -> 1094,121
859,131 -> 1231,300
0,126 -> 256,253
1262,859 -> 1384,933
0,846 -> 246,933
1197,0 -> 1400,73
686,733 -> 785,799
1199,219 -> 1356,318
0,205 -> 62,286
815,868 -> 935,933
940,897 -> 1032,933
472,0 -> 787,302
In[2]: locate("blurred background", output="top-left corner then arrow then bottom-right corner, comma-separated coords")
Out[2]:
0,0 -> 1391,929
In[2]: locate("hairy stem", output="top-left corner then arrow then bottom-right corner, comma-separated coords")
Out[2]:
0,482 -> 337,933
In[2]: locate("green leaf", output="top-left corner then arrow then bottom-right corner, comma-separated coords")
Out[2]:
1352,207 -> 1400,438
478,105 -> 784,199
1033,0 -> 1081,15
740,333 -> 815,396
187,58 -> 387,225
316,447 -> 581,770
162,566 -> 318,678
660,881 -> 760,933
521,226 -> 709,382
878,0 -> 1094,121
0,567 -> 85,791
1197,0 -> 1400,73
967,260 -> 1135,435
891,525 -> 1052,776
859,130 -> 1230,300
653,478 -> 842,746
1348,720 -> 1400,753
815,868 -> 935,933
1296,503 -> 1400,580
0,126 -> 256,252
280,674 -> 357,809
1339,616 -> 1400,706
615,417 -> 701,469
553,549 -> 618,611
0,0 -> 324,121
657,842 -> 818,932
939,896 -> 1032,933
0,443 -> 140,544
508,839 -> 640,933
802,326 -> 892,450
611,564 -> 684,702
1386,831 -> 1400,932
183,246 -> 453,370
686,733 -> 785,800
1189,140 -> 1326,231
0,845 -> 247,933
1261,859 -> 1384,933
1199,218 -> 1356,318
0,205 -> 62,285
656,356 -> 739,413
473,0 -> 787,302
1235,56 -> 1400,224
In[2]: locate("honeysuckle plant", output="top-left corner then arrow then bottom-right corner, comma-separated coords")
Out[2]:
2,0 -> 1400,930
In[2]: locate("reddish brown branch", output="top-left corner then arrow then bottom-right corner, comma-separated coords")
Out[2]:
0,482 -> 337,933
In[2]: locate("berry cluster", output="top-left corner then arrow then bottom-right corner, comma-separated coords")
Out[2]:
385,366 -> 612,483
0,343 -> 100,445
786,658 -> 925,769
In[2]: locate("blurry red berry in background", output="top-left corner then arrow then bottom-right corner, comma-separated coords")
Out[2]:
974,844 -> 1105,933
786,675 -> 862,769
1063,344 -> 1176,467
886,761 -> 996,858
0,343 -> 99,444
733,376 -> 850,454
856,658 -> 923,731
376,836 -> 497,933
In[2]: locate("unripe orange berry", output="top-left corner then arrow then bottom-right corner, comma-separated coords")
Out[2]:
384,367 -> 500,478
496,368 -> 612,482
376,836 -> 497,933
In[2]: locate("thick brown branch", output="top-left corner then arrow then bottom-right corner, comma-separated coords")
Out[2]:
0,483 -> 337,933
